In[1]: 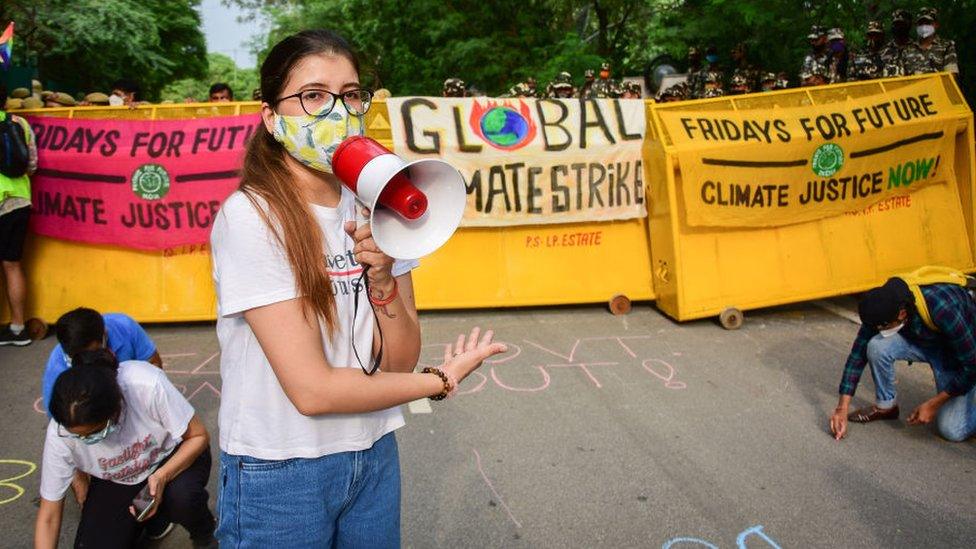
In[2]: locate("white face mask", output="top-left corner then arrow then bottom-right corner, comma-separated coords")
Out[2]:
917,25 -> 935,39
879,322 -> 905,338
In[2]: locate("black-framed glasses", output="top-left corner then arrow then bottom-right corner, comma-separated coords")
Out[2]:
275,89 -> 373,117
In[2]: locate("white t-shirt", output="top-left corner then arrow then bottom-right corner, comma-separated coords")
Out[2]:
210,187 -> 417,460
39,361 -> 195,501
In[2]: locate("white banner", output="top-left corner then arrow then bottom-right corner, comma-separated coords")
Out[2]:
386,97 -> 647,226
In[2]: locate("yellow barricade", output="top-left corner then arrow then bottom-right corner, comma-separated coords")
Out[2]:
6,101 -> 654,323
647,73 -> 975,327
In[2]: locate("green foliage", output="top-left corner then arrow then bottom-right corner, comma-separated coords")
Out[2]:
0,0 -> 208,100
249,0 -> 974,104
644,0 -> 976,100
257,0 -> 630,96
160,53 -> 260,102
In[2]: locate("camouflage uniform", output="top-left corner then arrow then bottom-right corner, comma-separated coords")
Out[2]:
655,82 -> 688,103
880,9 -> 925,77
685,47 -> 705,99
773,72 -> 790,90
848,21 -> 885,81
546,72 -> 575,99
443,78 -> 466,97
801,26 -> 830,83
729,43 -> 760,93
592,62 -> 619,98
508,80 -> 539,98
578,69 -> 597,99
825,28 -> 848,83
701,71 -> 725,98
914,8 -> 959,74
620,80 -> 643,99
759,72 -> 777,92
880,40 -> 925,77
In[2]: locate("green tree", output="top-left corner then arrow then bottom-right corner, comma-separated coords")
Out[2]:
0,0 -> 208,100
161,52 -> 259,102
239,0 -> 974,102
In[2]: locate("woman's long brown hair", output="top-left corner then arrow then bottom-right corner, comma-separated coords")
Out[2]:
239,30 -> 362,334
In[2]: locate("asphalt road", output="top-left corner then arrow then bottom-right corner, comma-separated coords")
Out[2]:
2,301 -> 974,548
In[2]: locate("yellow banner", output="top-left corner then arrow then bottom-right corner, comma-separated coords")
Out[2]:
386,97 -> 647,226
657,80 -> 959,227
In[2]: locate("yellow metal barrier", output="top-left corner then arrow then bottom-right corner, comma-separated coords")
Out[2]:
647,74 -> 976,327
6,101 -> 654,323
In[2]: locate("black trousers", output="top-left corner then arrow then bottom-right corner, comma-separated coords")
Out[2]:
74,445 -> 215,548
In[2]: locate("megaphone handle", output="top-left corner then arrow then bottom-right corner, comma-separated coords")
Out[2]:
355,199 -> 369,229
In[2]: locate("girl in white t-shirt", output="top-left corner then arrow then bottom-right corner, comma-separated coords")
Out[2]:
34,349 -> 216,548
209,29 -> 505,548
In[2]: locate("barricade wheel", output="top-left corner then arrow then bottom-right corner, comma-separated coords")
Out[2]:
609,294 -> 632,315
26,317 -> 49,341
719,308 -> 743,330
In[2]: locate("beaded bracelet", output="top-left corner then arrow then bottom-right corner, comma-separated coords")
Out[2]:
369,278 -> 399,307
422,367 -> 453,400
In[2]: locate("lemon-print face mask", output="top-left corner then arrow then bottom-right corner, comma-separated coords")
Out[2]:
272,104 -> 365,174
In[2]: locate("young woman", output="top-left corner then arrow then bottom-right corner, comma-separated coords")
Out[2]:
34,349 -> 216,548
209,29 -> 505,547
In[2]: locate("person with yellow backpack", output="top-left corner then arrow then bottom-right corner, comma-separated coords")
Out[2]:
830,266 -> 976,442
0,82 -> 38,347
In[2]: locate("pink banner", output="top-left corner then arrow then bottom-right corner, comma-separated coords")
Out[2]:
26,114 -> 261,250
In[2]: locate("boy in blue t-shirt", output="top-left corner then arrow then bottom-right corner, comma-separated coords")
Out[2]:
41,308 -> 162,414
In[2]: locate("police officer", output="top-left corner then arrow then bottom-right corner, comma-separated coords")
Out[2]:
620,81 -> 642,99
701,71 -> 725,98
729,43 -> 759,93
759,72 -> 777,92
578,69 -> 597,99
508,77 -> 539,98
849,21 -> 885,81
801,26 -> 830,82
593,62 -> 619,98
881,9 -> 924,77
686,47 -> 705,99
826,28 -> 849,83
546,72 -> 575,99
914,7 -> 958,75
655,82 -> 688,103
727,74 -> 751,95
774,72 -> 790,90
443,78 -> 466,97
801,64 -> 828,88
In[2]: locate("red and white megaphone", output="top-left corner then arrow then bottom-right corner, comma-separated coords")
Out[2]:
332,136 -> 467,260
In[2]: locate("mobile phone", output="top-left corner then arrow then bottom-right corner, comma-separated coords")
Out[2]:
132,484 -> 156,522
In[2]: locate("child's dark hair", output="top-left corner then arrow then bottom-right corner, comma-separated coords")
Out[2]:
49,349 -> 122,428
56,308 -> 105,358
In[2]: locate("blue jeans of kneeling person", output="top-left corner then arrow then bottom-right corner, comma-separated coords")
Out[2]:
215,432 -> 401,548
866,333 -> 976,441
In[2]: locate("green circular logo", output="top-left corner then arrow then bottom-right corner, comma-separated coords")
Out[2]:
811,143 -> 844,177
131,164 -> 171,200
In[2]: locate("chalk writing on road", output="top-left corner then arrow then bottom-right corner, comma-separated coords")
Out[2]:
418,335 -> 687,395
662,524 -> 781,549
0,460 -> 38,505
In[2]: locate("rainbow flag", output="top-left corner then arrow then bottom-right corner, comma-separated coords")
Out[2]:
0,22 -> 13,71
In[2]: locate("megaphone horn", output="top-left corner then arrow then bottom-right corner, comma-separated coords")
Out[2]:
332,136 -> 467,260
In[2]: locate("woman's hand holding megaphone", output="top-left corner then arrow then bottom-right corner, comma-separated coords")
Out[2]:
344,210 -> 396,294
440,327 -> 508,387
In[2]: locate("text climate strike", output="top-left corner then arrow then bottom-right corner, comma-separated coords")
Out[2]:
390,97 -> 647,225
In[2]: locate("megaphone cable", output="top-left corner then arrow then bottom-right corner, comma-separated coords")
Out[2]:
350,265 -> 385,376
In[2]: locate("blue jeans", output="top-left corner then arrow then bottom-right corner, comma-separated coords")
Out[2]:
216,432 -> 401,548
866,333 -> 976,441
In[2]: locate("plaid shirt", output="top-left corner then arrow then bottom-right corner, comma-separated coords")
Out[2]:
840,283 -> 976,397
